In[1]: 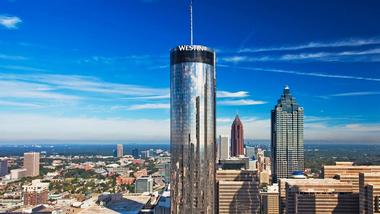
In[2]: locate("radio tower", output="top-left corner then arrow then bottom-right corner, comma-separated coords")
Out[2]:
189,0 -> 193,45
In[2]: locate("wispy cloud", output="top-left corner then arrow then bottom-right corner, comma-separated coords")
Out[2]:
227,66 -> 380,82
0,15 -> 22,29
0,114 -> 170,141
222,48 -> 380,62
219,99 -> 267,106
217,91 -> 249,98
330,91 -> 380,97
319,91 -> 380,99
0,100 -> 41,108
0,73 -> 169,97
0,80 -> 80,101
239,38 -> 380,53
127,103 -> 170,110
0,54 -> 28,60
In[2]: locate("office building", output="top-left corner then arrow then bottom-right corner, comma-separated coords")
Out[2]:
23,152 -> 40,177
323,162 -> 380,192
219,135 -> 230,161
231,115 -> 244,157
0,158 -> 8,177
271,86 -> 304,182
280,178 -> 358,214
141,150 -> 150,159
23,179 -> 49,206
216,169 -> 260,214
219,157 -> 250,170
11,168 -> 27,180
260,184 -> 279,214
135,176 -> 153,193
116,144 -> 123,158
245,146 -> 255,160
359,173 -> 380,213
170,44 -> 216,214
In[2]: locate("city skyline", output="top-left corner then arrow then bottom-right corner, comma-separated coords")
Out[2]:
0,0 -> 379,143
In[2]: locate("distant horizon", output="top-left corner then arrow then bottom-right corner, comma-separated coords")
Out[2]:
0,139 -> 379,145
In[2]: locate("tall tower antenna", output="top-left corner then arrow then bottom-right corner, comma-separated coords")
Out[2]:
189,0 -> 193,45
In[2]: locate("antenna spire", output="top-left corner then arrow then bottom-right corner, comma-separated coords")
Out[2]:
189,0 -> 193,45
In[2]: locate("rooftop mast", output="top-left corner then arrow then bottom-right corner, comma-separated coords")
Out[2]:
189,0 -> 193,45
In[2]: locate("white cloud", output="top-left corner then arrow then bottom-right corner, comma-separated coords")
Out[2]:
328,91 -> 380,97
217,116 -> 380,142
0,15 -> 22,29
239,38 -> 380,53
0,80 -> 80,101
217,91 -> 249,98
0,54 -> 27,60
127,103 -> 170,110
0,73 -> 169,98
0,100 -> 41,108
226,66 -> 380,82
219,99 -> 267,106
0,114 -> 169,141
222,48 -> 380,63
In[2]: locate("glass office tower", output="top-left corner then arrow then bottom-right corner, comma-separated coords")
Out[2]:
170,45 -> 216,214
271,86 -> 304,183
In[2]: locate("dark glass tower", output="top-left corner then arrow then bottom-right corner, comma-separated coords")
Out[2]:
230,115 -> 244,157
271,86 -> 304,183
170,45 -> 216,214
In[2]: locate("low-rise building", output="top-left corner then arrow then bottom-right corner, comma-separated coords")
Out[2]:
23,179 -> 50,206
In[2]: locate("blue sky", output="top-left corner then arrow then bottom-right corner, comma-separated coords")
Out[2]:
0,0 -> 379,143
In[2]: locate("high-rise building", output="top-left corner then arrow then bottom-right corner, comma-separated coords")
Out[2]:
116,144 -> 123,158
323,162 -> 380,192
170,44 -> 216,214
132,148 -> 139,159
280,178 -> 359,214
359,173 -> 380,213
23,179 -> 49,206
260,184 -> 279,214
141,150 -> 150,159
271,86 -> 304,182
135,176 -> 153,193
216,169 -> 260,214
231,115 -> 244,157
219,135 -> 230,161
24,152 -> 40,177
0,158 -> 8,177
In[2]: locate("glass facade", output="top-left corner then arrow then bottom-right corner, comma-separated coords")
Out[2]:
271,86 -> 304,183
170,45 -> 216,214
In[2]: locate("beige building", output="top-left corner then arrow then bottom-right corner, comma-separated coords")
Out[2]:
323,162 -> 380,192
10,168 -> 27,180
117,144 -> 123,158
23,152 -> 40,177
280,178 -> 359,214
216,170 -> 260,214
260,184 -> 279,214
359,173 -> 380,214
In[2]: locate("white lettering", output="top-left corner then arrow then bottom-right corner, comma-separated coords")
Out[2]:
178,45 -> 207,51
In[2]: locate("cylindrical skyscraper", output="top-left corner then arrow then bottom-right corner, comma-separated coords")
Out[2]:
170,45 -> 216,214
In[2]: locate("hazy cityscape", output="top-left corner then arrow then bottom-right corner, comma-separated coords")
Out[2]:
1,0 -> 380,214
